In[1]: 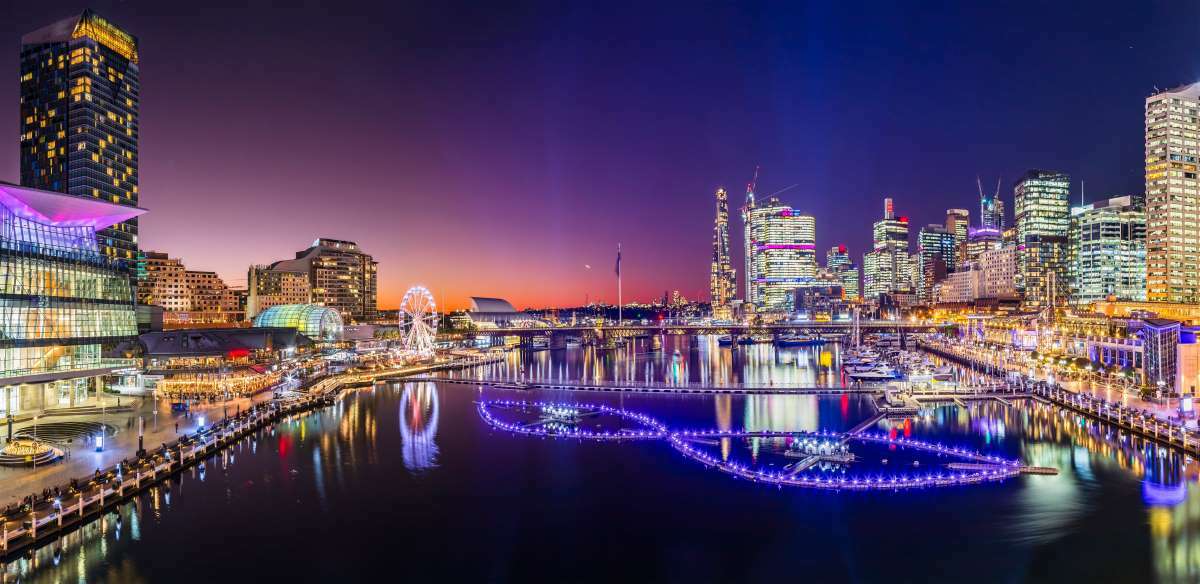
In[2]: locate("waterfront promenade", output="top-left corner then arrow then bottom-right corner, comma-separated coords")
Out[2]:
0,392 -> 273,505
0,353 -> 501,558
919,340 -> 1200,455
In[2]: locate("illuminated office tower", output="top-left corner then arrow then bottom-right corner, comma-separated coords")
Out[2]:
825,245 -> 860,300
741,178 -> 757,305
826,245 -> 851,272
20,10 -> 139,262
746,198 -> 814,311
1146,83 -> 1200,302
917,225 -> 956,302
1068,195 -> 1146,305
1014,170 -> 1071,310
709,188 -> 736,319
945,208 -> 969,270
862,198 -> 910,299
965,227 -> 1004,263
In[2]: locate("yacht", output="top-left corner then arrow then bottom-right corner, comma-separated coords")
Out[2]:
775,334 -> 825,347
848,366 -> 900,381
717,335 -> 733,347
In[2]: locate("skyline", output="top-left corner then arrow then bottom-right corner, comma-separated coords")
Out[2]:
1,2 -> 1198,310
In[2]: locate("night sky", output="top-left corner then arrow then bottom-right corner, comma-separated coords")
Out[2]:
1,1 -> 1198,310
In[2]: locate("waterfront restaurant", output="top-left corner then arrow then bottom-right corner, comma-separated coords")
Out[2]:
0,182 -> 144,418
135,327 -> 320,400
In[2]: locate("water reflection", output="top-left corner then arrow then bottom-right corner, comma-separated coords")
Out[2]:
10,347 -> 1200,582
450,336 -> 847,387
399,382 -> 440,472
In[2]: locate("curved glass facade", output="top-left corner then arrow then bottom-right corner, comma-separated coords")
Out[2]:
252,304 -> 344,341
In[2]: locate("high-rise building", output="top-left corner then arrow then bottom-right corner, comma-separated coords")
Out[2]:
0,183 -> 141,416
741,176 -> 757,305
825,245 -> 860,300
20,10 -> 139,262
246,265 -> 312,319
965,227 -> 1004,264
976,246 -> 1019,300
709,187 -> 736,318
262,238 -> 377,323
1146,83 -> 1200,303
862,198 -> 910,299
1068,195 -> 1146,305
745,198 -> 815,311
979,178 -> 1006,231
826,245 -> 850,272
1014,170 -> 1071,310
945,208 -> 969,269
917,225 -> 956,302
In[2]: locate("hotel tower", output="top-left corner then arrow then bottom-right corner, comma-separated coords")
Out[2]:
20,10 -> 140,262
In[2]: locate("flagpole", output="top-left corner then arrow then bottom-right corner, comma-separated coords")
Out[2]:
617,243 -> 623,325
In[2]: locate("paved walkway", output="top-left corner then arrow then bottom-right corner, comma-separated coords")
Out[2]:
0,391 -> 273,505
922,340 -> 1195,427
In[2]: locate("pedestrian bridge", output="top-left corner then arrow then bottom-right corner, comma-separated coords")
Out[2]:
471,320 -> 948,348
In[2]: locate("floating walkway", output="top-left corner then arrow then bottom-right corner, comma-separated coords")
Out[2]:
947,462 -> 1058,475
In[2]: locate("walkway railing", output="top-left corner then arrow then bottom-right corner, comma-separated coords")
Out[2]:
0,354 -> 496,559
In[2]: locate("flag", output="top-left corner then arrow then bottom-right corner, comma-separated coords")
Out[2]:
615,243 -> 622,277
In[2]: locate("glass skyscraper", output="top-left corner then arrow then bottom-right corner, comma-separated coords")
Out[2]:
20,10 -> 140,262
863,198 -> 910,299
917,225 -> 956,302
0,182 -> 141,417
945,208 -> 969,269
825,245 -> 860,300
1014,170 -> 1070,310
709,188 -> 735,318
980,184 -> 1005,231
1068,195 -> 1146,306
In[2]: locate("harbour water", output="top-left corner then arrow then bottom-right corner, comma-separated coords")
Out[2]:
7,338 -> 1200,583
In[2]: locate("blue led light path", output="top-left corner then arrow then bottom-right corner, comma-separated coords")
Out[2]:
478,399 -> 1057,491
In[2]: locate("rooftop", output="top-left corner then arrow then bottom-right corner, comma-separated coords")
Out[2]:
0,182 -> 146,229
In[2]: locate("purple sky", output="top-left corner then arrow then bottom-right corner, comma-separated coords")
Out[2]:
2,1 -> 1198,309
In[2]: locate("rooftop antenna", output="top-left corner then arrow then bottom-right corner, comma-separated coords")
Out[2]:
976,176 -> 985,199
1080,179 -> 1086,206
994,176 -> 1001,200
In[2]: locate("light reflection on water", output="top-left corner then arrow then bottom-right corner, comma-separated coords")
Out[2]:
6,342 -> 1200,583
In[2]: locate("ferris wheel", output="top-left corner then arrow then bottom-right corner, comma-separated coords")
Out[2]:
399,286 -> 439,356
